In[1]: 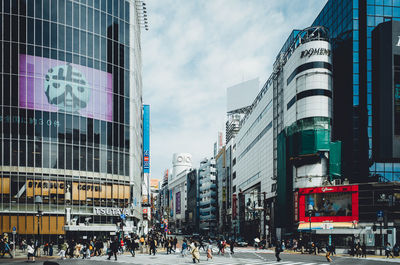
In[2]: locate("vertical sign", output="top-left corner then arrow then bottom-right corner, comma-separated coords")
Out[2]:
294,191 -> 299,222
232,194 -> 237,220
143,105 -> 150,173
395,84 -> 400,135
176,191 -> 181,214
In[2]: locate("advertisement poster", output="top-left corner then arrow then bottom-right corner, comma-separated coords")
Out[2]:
305,192 -> 352,217
19,54 -> 113,122
176,191 -> 181,214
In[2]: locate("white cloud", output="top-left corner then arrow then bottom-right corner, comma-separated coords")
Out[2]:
142,0 -> 328,179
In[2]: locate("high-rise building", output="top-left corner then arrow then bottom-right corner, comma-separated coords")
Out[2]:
198,157 -> 217,234
0,0 -> 146,242
312,0 -> 400,182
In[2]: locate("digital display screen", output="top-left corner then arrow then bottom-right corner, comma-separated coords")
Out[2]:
305,192 -> 352,217
19,54 -> 113,122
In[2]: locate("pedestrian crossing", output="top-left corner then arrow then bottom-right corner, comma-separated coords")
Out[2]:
87,253 -> 331,265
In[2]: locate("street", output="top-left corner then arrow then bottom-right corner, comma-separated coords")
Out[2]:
0,248 -> 398,265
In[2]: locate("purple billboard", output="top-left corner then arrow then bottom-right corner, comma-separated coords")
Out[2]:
19,54 -> 113,122
176,191 -> 181,214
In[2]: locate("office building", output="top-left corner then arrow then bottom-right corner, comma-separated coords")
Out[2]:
312,0 -> 400,182
0,0 -> 146,242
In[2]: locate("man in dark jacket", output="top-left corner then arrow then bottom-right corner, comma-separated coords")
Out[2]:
107,239 -> 119,261
275,241 -> 282,262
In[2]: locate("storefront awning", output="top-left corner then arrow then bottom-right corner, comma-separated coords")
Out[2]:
64,225 -> 134,232
298,222 -> 355,231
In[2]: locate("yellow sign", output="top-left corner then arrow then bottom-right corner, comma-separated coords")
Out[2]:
72,183 -> 130,201
0,178 -> 10,194
26,180 -> 65,197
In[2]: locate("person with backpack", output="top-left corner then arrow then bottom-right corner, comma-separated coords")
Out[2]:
275,241 -> 282,262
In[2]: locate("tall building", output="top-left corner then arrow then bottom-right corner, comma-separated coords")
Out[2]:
215,147 -> 227,235
0,0 -> 146,242
229,0 -> 400,245
312,0 -> 400,182
198,157 -> 217,235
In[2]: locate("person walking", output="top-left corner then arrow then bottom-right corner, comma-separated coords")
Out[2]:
206,242 -> 213,261
0,239 -> 13,258
191,242 -> 200,263
173,237 -> 178,251
107,239 -> 119,261
394,243 -> 399,257
149,237 -> 156,256
58,241 -> 67,260
361,242 -> 367,258
229,239 -> 235,255
275,241 -> 282,262
27,241 -> 35,262
49,242 -> 53,256
386,242 -> 394,258
165,238 -> 171,254
325,244 -> 332,262
181,240 -> 188,257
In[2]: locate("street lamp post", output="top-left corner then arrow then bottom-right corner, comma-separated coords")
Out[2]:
34,196 -> 43,256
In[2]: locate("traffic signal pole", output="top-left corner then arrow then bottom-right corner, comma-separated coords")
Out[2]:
380,221 -> 383,256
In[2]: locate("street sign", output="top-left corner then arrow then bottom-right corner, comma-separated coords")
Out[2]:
164,228 -> 168,232
12,226 -> 16,232
161,224 -> 164,228
12,231 -> 16,235
120,214 -> 126,220
377,210 -> 384,222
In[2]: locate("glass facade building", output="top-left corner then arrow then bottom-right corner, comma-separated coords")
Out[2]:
313,0 -> 400,182
0,0 -> 144,242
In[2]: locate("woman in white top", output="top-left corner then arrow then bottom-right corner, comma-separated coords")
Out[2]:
27,243 -> 35,262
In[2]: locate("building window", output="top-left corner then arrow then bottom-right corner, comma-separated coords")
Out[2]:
232,171 -> 236,180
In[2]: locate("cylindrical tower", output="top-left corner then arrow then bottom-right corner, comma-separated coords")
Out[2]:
171,153 -> 192,180
0,0 -> 144,242
282,27 -> 334,189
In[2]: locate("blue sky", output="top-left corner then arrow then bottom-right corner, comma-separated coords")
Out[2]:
142,0 -> 328,179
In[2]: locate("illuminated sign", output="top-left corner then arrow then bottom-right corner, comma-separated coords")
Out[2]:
298,185 -> 359,223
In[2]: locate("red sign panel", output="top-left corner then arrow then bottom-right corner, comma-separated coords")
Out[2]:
298,185 -> 359,223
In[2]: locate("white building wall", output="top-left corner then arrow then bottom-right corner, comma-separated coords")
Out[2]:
168,170 -> 188,223
171,153 -> 192,180
283,40 -> 332,128
233,83 -> 274,198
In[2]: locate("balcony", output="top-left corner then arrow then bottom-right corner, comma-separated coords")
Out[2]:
199,205 -> 216,213
200,190 -> 217,198
199,183 -> 217,192
199,199 -> 216,206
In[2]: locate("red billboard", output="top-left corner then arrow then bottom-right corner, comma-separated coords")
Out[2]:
298,185 -> 358,223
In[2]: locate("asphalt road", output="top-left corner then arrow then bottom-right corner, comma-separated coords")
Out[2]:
0,249 -> 398,265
